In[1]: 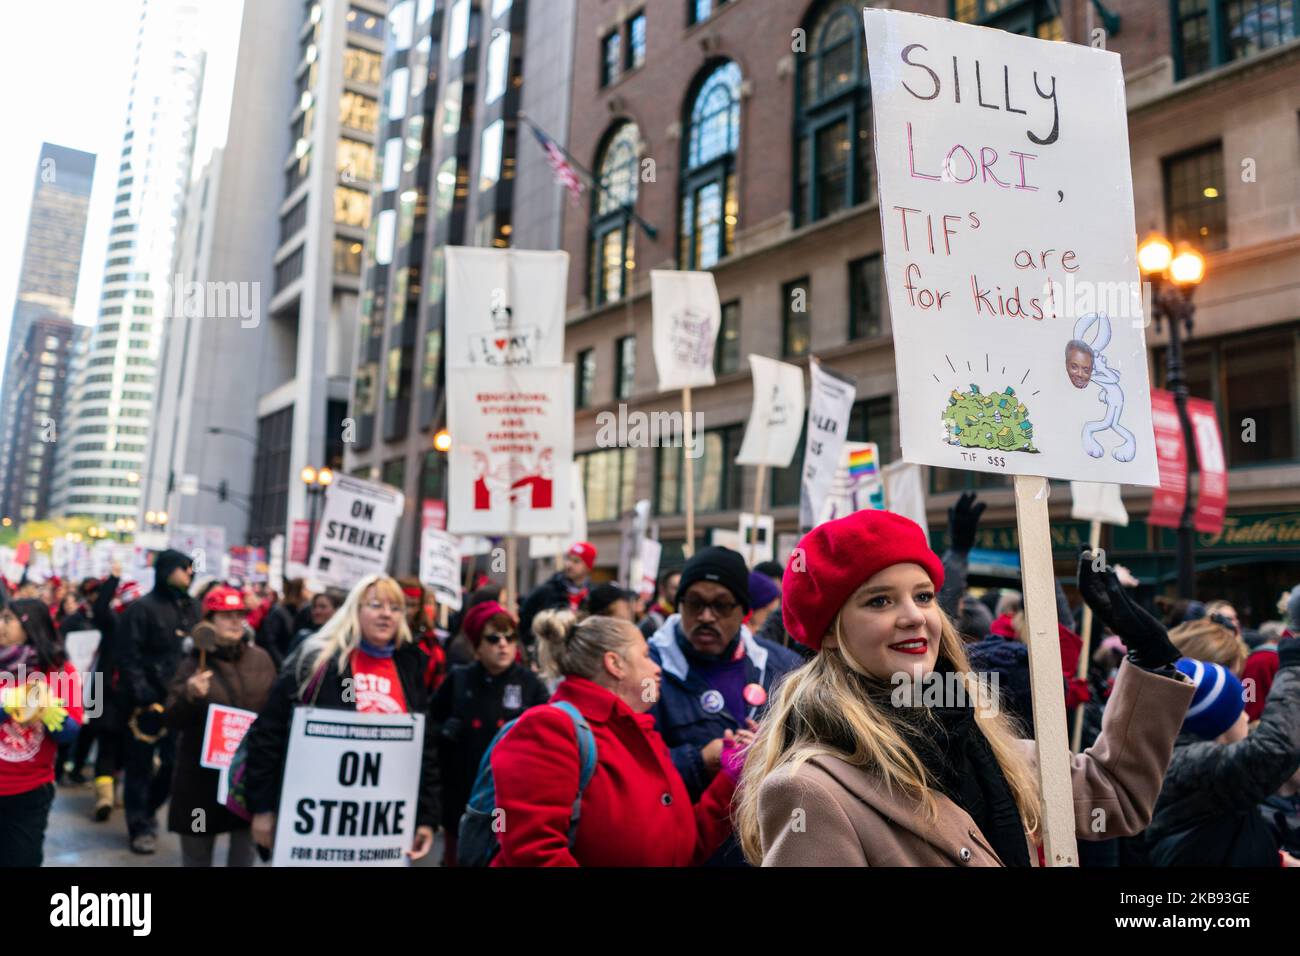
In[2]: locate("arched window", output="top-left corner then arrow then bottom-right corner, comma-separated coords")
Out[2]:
589,122 -> 640,306
679,60 -> 741,269
794,2 -> 871,225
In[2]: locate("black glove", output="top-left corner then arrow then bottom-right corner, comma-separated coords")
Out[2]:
948,491 -> 986,553
1077,550 -> 1180,671
1278,637 -> 1300,670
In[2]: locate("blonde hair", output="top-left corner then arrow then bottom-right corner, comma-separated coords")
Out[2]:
533,608 -> 637,682
295,574 -> 412,687
1170,619 -> 1248,674
735,608 -> 1041,865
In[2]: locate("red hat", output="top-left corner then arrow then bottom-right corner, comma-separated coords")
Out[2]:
111,580 -> 143,614
567,542 -> 597,571
203,585 -> 249,615
462,600 -> 516,647
782,510 -> 945,651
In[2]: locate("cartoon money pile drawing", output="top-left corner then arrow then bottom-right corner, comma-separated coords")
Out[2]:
942,385 -> 1038,453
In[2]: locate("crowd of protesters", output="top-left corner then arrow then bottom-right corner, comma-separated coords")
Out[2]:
3,495 -> 1299,868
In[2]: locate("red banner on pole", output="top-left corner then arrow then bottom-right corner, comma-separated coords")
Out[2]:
289,520 -> 311,564
1149,389 -> 1187,529
1187,397 -> 1227,534
422,500 -> 446,532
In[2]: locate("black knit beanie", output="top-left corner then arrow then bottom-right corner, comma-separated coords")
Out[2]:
675,546 -> 750,613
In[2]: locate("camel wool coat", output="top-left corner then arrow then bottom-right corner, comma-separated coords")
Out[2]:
757,660 -> 1194,866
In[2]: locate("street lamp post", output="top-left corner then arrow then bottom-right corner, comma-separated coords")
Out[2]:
1138,233 -> 1207,599
300,466 -> 333,561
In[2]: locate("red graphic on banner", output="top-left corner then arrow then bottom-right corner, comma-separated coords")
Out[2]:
422,500 -> 446,532
200,704 -> 257,770
1187,398 -> 1227,534
1149,389 -> 1187,529
289,520 -> 312,563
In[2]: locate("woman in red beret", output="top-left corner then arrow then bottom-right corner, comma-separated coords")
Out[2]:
735,509 -> 1195,866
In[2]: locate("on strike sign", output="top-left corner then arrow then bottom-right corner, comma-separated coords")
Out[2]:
308,474 -> 405,589
272,708 -> 424,867
863,9 -> 1157,486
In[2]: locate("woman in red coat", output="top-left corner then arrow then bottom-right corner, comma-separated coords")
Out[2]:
490,609 -> 747,866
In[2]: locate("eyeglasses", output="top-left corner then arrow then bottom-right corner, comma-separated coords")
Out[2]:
483,631 -> 517,645
682,595 -> 739,618
364,600 -> 403,614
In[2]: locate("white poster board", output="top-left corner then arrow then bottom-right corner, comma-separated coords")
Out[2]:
800,358 -> 858,529
528,462 -> 587,555
444,247 -> 568,368
651,270 -> 721,392
863,8 -> 1157,486
1069,481 -> 1129,526
820,442 -> 885,523
636,537 -> 662,599
735,355 -> 806,468
418,528 -> 464,612
446,365 -> 574,536
738,513 -> 775,566
63,630 -> 101,679
308,474 -> 405,589
272,708 -> 424,867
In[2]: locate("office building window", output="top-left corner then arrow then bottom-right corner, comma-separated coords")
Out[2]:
795,2 -> 872,226
1165,142 -> 1227,251
782,278 -> 811,358
848,254 -> 883,339
952,0 -> 1064,40
249,406 -> 294,544
342,45 -> 382,85
346,5 -> 383,39
679,60 -> 741,269
590,122 -> 639,305
579,447 -> 637,523
715,300 -> 741,375
337,137 -> 375,182
486,30 -> 510,103
448,0 -> 470,59
627,12 -> 646,70
1174,0 -> 1297,78
334,185 -> 371,228
340,91 -> 379,133
655,424 -> 743,514
688,0 -> 730,27
614,336 -> 636,399
479,119 -> 504,192
576,348 -> 596,408
601,30 -> 621,87
333,237 -> 363,275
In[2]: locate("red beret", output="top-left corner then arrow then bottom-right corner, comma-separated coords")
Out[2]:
463,600 -> 516,647
782,510 -> 945,651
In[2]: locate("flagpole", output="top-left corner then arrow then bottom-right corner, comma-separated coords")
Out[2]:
517,111 -> 659,241
750,465 -> 767,566
682,386 -> 696,559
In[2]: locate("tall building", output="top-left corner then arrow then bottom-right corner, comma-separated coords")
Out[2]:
0,143 -> 95,513
139,0 -> 302,547
555,0 -> 1299,617
51,0 -> 205,527
343,0 -> 579,574
236,0 -> 388,550
0,319 -> 84,522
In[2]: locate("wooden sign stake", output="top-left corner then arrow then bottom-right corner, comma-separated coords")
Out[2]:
749,465 -> 767,566
1013,475 -> 1079,867
1070,519 -> 1102,752
682,386 -> 696,558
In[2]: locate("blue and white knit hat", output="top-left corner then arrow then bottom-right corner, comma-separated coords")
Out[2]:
1175,658 -> 1245,740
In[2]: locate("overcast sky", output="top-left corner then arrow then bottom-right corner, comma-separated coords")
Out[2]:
0,0 -> 243,355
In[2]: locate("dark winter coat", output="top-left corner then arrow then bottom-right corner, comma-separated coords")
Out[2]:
428,660 -> 549,830
519,572 -> 584,645
241,640 -> 441,829
255,603 -> 300,668
1144,662 -> 1300,866
114,553 -> 200,707
163,636 -> 276,834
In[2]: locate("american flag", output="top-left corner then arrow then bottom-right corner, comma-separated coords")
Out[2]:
529,123 -> 585,204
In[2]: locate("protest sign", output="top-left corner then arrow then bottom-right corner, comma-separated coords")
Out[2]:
444,247 -> 568,368
308,474 -> 405,589
636,537 -> 662,600
1187,398 -> 1227,534
800,359 -> 858,530
63,630 -> 101,680
419,529 -> 464,612
529,462 -> 587,557
864,9 -> 1156,488
1149,389 -> 1187,529
446,365 -> 574,536
272,708 -> 424,867
651,270 -> 721,392
1070,482 -> 1130,527
738,513 -> 775,566
883,460 -> 929,541
820,442 -> 885,522
736,356 -> 806,468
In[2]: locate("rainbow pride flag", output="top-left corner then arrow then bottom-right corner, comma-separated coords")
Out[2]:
847,446 -> 878,479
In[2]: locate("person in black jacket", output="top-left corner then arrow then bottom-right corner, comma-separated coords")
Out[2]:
1144,640 -> 1300,866
518,542 -> 595,648
255,578 -> 309,668
242,573 -> 439,862
114,549 -> 198,853
429,600 -> 548,865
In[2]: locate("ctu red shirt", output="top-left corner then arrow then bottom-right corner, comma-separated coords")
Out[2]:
0,662 -> 85,796
349,648 -> 408,715
490,675 -> 735,867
